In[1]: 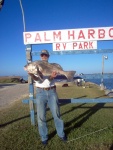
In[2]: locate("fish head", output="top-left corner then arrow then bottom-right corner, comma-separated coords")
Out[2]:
24,64 -> 38,74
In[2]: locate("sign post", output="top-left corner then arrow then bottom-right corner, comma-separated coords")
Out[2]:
26,44 -> 35,125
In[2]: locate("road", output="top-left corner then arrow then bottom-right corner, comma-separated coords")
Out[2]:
0,83 -> 29,109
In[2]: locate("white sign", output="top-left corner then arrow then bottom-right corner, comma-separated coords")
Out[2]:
53,41 -> 97,51
23,26 -> 113,45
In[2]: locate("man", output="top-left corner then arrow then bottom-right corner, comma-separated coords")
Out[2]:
28,50 -> 67,145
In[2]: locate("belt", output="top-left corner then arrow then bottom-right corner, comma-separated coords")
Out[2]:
37,86 -> 56,91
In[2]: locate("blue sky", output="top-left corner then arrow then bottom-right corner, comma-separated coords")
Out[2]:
0,0 -> 113,77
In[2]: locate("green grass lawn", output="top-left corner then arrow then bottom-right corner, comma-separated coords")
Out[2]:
0,83 -> 113,150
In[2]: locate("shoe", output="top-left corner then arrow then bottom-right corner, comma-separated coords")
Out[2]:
60,136 -> 67,142
42,140 -> 48,145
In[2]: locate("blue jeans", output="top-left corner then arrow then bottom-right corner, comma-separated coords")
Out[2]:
36,87 -> 65,141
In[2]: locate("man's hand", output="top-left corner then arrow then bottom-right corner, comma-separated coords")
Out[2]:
49,71 -> 58,81
51,71 -> 58,78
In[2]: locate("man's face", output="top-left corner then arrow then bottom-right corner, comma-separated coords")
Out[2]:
40,54 -> 49,61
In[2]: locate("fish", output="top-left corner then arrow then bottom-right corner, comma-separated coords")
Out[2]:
24,60 -> 76,81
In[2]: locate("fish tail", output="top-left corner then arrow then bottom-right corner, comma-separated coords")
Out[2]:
65,71 -> 76,80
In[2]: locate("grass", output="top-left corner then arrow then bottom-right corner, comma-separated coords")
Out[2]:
0,76 -> 21,83
0,83 -> 113,150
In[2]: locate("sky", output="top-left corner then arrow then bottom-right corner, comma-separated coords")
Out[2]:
0,0 -> 113,77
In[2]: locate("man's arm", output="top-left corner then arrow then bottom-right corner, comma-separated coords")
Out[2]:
29,71 -> 57,82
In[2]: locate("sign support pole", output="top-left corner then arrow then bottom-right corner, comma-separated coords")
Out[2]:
26,44 -> 35,125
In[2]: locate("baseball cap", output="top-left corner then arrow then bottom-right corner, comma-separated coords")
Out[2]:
40,49 -> 50,56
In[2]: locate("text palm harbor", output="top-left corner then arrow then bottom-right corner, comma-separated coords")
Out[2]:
24,26 -> 113,44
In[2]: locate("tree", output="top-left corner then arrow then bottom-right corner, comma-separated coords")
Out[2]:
0,0 -> 5,10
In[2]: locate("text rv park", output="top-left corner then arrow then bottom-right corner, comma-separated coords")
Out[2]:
23,26 -> 113,50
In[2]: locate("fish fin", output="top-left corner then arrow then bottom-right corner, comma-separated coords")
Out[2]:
36,67 -> 44,81
24,66 -> 27,71
51,63 -> 63,70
